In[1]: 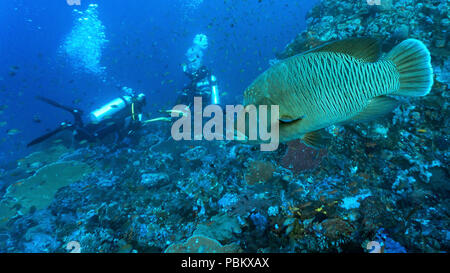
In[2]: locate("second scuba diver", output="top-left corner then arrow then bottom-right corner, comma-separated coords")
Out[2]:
27,87 -> 148,147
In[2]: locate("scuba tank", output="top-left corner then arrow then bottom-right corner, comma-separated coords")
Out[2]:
210,75 -> 220,105
90,93 -> 146,123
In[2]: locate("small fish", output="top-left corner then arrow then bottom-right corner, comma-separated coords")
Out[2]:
7,128 -> 21,136
10,171 -> 22,177
365,142 -> 377,148
328,189 -> 338,195
300,202 -> 312,208
32,115 -> 42,123
242,38 -> 433,148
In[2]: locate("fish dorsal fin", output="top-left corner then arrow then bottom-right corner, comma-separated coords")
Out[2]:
302,129 -> 330,149
306,38 -> 381,63
350,96 -> 399,123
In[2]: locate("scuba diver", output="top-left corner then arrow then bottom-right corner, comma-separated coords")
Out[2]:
176,65 -> 220,107
27,88 -> 149,148
176,33 -> 221,107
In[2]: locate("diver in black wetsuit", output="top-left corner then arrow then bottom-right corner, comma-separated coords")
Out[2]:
27,90 -> 147,147
175,33 -> 221,107
176,65 -> 221,107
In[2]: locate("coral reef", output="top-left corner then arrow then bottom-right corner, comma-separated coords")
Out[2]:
164,235 -> 240,253
281,140 -> 327,174
244,160 -> 275,185
194,213 -> 242,243
16,145 -> 73,172
0,161 -> 92,230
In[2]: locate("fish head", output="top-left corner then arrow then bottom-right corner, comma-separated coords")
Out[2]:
243,69 -> 307,143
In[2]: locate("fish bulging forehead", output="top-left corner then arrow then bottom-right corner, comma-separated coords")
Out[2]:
245,66 -> 306,119
244,69 -> 278,105
244,76 -> 265,103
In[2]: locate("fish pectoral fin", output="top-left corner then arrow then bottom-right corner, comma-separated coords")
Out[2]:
279,115 -> 304,123
307,38 -> 381,63
350,96 -> 399,123
302,129 -> 330,149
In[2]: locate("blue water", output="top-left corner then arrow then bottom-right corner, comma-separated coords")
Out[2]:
0,0 -> 317,165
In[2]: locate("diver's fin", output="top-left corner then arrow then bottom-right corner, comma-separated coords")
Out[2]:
387,39 -> 433,96
26,126 -> 69,147
306,38 -> 381,62
36,96 -> 84,126
36,96 -> 78,113
350,96 -> 399,123
302,129 -> 330,149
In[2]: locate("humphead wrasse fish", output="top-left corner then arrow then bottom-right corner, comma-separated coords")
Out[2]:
243,38 -> 433,148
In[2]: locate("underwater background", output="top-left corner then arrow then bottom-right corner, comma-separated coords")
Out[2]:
0,0 -> 448,253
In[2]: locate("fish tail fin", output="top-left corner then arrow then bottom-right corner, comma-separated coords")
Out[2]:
387,39 -> 433,96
